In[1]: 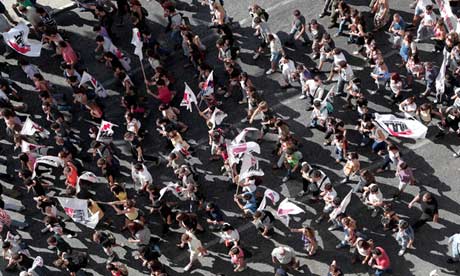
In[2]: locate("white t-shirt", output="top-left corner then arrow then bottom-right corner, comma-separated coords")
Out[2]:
367,190 -> 383,205
305,80 -> 323,98
333,53 -> 346,66
340,66 -> 354,82
127,118 -> 141,133
242,179 -> 257,193
133,164 -> 152,186
269,34 -> 283,53
390,80 -> 402,94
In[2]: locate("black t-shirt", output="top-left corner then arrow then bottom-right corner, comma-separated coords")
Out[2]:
420,192 -> 438,217
65,254 -> 87,272
55,235 -> 72,255
229,68 -> 241,80
33,181 -> 46,197
159,204 -> 173,221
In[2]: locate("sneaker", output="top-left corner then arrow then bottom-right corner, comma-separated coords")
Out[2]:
282,176 -> 290,183
315,217 -> 324,224
453,152 -> 460,158
184,263 -> 192,272
398,249 -> 406,256
340,178 -> 348,184
447,258 -> 459,264
353,51 -> 360,55
266,69 -> 275,75
299,94 -> 307,99
328,225 -> 340,231
253,53 -> 261,60
240,117 -> 248,123
67,233 -> 77,238
360,142 -> 366,147
371,209 -> 379,218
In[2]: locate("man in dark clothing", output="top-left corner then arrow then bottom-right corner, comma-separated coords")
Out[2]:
47,234 -> 73,258
206,202 -> 225,231
408,192 -> 439,230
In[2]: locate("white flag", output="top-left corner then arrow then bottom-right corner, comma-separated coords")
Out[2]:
374,113 -> 428,139
20,117 -> 50,138
232,127 -> 260,144
436,51 -> 448,96
76,171 -> 98,194
57,197 -> 99,229
227,141 -> 261,165
131,28 -> 143,59
203,70 -> 214,95
159,182 -> 184,200
2,22 -> 42,57
209,108 -> 227,129
96,120 -> 117,143
35,155 -> 64,168
239,153 -> 264,180
80,71 -> 107,98
257,188 -> 280,211
277,198 -> 304,216
276,199 -> 304,227
329,189 -> 353,220
181,82 -> 198,112
21,140 -> 44,153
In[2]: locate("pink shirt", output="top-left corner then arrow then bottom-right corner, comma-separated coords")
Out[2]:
62,44 -> 78,65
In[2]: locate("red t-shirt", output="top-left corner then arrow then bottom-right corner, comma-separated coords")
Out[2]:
374,247 -> 391,270
66,163 -> 78,187
157,86 -> 172,104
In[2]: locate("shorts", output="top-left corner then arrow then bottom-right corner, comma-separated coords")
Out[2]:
415,6 -> 424,16
270,51 -> 282,63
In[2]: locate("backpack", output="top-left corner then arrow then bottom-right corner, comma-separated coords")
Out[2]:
141,7 -> 149,17
322,101 -> 334,114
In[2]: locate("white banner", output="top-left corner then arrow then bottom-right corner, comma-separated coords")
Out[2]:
181,82 -> 198,112
239,153 -> 264,180
2,22 -> 42,57
57,197 -> 99,229
80,71 -> 107,98
20,117 -> 50,138
21,140 -> 44,153
434,0 -> 457,32
257,188 -> 280,211
96,120 -> 117,143
131,28 -> 143,59
374,113 -> 428,139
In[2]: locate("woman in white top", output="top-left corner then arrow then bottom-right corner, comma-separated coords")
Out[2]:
125,112 -> 141,136
221,223 -> 240,248
389,73 -> 403,103
181,232 -> 207,271
326,48 -> 346,82
399,96 -> 417,118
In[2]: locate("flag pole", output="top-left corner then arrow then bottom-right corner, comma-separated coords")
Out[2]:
139,56 -> 148,90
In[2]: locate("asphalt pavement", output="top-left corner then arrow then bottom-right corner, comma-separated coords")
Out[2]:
1,0 -> 460,276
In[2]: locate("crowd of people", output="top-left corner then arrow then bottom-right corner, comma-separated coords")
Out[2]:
0,0 -> 459,275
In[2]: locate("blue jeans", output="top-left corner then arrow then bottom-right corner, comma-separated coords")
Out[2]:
372,141 -> 387,153
375,268 -> 392,276
380,155 -> 393,170
337,19 -> 348,34
170,30 -> 182,47
335,147 -> 345,161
